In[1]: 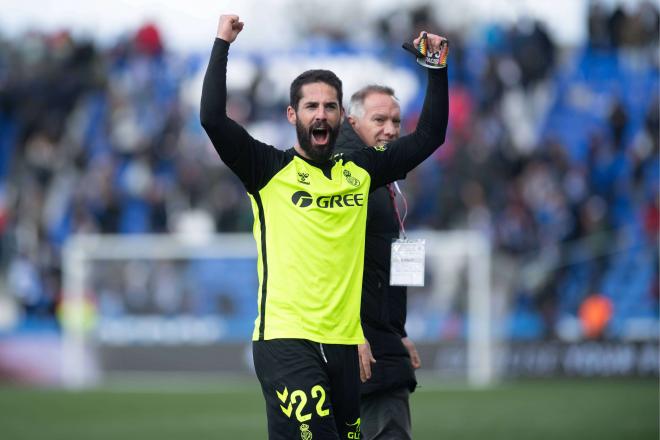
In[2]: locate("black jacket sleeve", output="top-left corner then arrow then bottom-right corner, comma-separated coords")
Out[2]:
349,67 -> 449,189
200,38 -> 288,193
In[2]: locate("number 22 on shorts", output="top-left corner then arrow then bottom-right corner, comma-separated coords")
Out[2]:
277,384 -> 330,422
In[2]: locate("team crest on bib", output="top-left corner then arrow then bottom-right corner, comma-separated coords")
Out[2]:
343,170 -> 360,187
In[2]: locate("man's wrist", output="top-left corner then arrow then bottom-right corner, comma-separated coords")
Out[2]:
213,38 -> 231,54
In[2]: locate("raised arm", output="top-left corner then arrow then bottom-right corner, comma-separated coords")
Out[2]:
200,14 -> 247,165
359,32 -> 449,189
200,15 -> 284,193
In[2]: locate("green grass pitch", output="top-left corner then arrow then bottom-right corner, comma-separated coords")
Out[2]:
0,376 -> 656,439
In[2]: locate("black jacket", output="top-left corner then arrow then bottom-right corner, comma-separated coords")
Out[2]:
335,120 -> 417,396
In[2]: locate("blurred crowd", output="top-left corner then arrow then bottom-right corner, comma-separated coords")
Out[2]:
0,1 -> 658,340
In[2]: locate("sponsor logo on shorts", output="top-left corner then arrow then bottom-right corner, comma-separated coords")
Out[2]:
277,386 -> 293,417
346,418 -> 361,439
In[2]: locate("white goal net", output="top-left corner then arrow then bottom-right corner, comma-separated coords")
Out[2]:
61,231 -> 493,388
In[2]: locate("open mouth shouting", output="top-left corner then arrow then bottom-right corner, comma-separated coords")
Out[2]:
310,121 -> 331,146
296,117 -> 339,162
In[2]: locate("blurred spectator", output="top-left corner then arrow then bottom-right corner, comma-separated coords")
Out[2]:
588,1 -> 611,50
134,23 -> 163,57
608,98 -> 628,151
578,293 -> 613,339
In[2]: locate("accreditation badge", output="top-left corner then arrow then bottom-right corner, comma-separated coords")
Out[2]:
390,238 -> 426,286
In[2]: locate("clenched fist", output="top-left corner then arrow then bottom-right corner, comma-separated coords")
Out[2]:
217,14 -> 244,43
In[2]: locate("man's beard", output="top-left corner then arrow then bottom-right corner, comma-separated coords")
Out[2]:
296,119 -> 340,162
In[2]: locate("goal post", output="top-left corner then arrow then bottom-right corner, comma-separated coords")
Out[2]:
60,233 -> 259,388
61,231 -> 494,388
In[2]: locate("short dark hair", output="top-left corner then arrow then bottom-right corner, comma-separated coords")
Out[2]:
289,69 -> 343,110
348,85 -> 397,118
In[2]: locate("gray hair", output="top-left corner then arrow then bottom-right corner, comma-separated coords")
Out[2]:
348,85 -> 399,118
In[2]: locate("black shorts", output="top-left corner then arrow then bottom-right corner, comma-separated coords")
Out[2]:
253,339 -> 361,440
